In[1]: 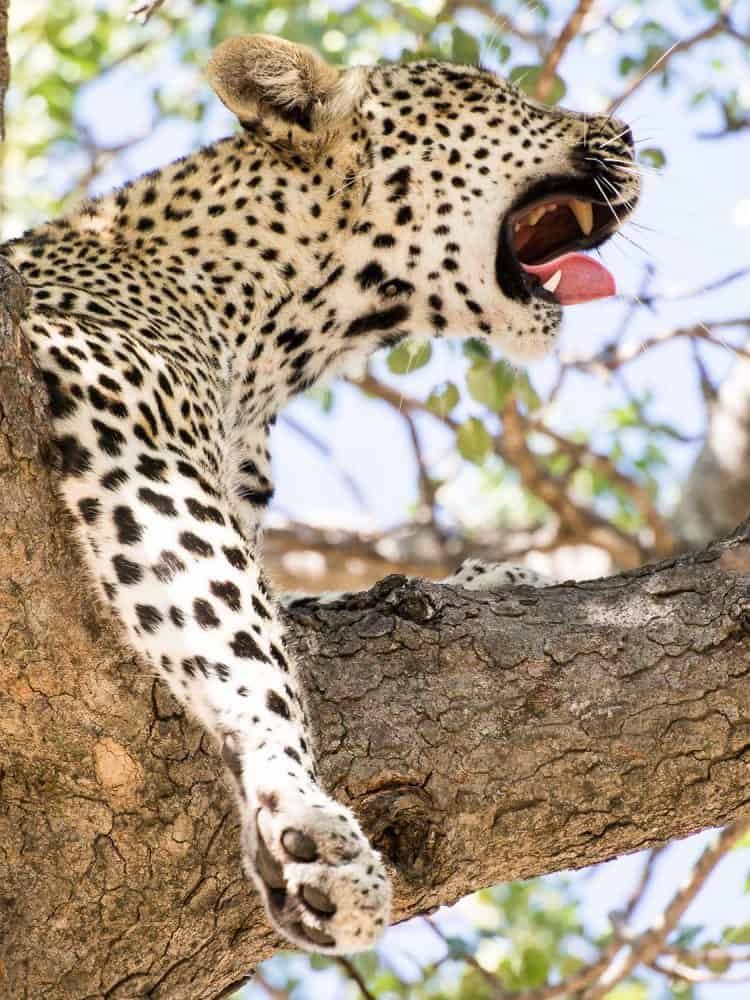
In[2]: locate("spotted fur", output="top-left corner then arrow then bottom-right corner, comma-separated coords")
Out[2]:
2,35 -> 638,953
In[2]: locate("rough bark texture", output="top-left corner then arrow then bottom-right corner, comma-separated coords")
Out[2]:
0,0 -> 8,142
1,279 -> 750,997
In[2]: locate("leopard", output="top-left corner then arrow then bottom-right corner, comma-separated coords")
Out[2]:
1,34 -> 640,955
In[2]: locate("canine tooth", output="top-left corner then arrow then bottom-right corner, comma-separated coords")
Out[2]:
570,198 -> 594,236
527,205 -> 547,226
542,269 -> 562,293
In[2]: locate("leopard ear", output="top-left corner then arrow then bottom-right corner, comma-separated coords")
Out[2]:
207,35 -> 359,136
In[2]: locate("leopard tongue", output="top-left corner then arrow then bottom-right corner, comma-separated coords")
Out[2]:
521,253 -> 615,305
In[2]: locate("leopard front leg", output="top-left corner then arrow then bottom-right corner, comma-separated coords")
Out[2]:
222,730 -> 390,952
52,423 -> 389,954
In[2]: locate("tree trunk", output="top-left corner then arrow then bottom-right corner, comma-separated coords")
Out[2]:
0,0 -> 8,142
2,282 -> 750,997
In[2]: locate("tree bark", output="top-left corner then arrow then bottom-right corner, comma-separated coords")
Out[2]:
0,0 -> 8,142
2,288 -> 750,998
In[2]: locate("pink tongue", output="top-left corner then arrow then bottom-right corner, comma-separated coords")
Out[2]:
522,253 -> 615,305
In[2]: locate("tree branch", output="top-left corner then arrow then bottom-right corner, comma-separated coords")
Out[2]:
534,0 -> 594,102
262,517 -> 563,594
438,0 -> 546,49
3,308 -> 750,995
584,817 -> 750,998
607,16 -> 737,115
129,0 -> 168,23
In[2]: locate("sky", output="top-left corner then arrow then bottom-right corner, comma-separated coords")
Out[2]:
8,0 -> 750,996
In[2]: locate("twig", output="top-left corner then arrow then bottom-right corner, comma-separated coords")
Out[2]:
527,420 -> 675,556
336,957 -> 377,1000
621,268 -> 750,306
653,954 -> 750,984
438,0 -> 546,48
129,0 -> 168,23
358,373 -> 653,567
621,845 -> 668,923
501,400 -> 647,567
254,969 -> 292,1000
280,413 -> 371,513
559,317 -> 750,372
426,914 -> 633,1000
402,409 -> 441,526
424,917 -> 512,999
665,944 -> 750,967
72,117 -> 158,201
583,816 -> 750,999
534,0 -> 595,102
607,17 -> 730,114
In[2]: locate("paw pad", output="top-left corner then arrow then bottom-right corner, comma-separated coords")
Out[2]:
282,828 -> 318,861
244,791 -> 391,954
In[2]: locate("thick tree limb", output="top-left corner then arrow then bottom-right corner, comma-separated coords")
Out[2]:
1,288 -> 750,997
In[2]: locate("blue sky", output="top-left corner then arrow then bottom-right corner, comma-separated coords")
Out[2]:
9,0 -> 750,995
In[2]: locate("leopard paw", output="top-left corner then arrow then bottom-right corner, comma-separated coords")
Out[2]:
444,558 -> 553,590
242,783 -> 390,953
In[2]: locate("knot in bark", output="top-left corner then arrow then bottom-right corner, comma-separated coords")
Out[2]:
384,580 -> 436,624
363,786 -> 438,880
736,607 -> 750,635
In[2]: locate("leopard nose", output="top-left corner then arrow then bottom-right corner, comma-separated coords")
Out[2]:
621,124 -> 634,151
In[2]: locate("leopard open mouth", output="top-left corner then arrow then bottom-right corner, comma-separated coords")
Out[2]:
496,177 -> 635,306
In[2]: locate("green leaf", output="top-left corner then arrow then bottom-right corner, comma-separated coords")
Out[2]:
509,65 -> 566,105
352,951 -> 379,980
456,418 -> 493,464
463,337 -> 491,361
672,927 -> 703,951
466,360 -> 515,411
610,401 -> 640,428
690,87 -> 710,107
371,970 -> 407,995
445,935 -> 472,960
516,373 -> 541,412
560,954 -> 586,977
520,945 -> 549,988
306,386 -> 334,413
426,381 -> 460,417
638,146 -> 666,169
485,36 -> 511,63
724,921 -> 750,944
386,339 -> 432,375
451,26 -> 480,66
670,982 -> 695,1000
393,3 -> 436,34
309,954 -> 331,970
603,982 -> 648,1000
